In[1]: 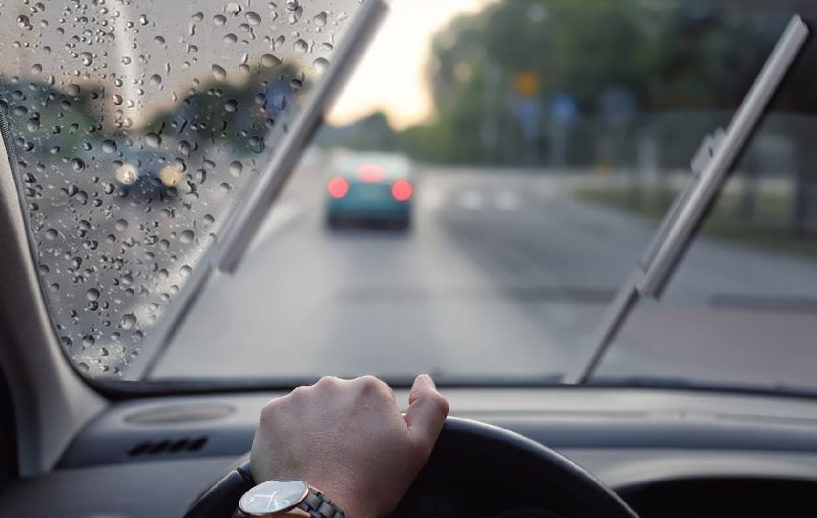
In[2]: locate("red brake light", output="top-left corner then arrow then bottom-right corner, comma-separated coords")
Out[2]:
391,179 -> 413,202
328,177 -> 349,199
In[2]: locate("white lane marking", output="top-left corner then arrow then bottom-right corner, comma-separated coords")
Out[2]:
249,201 -> 302,252
496,191 -> 520,211
460,190 -> 484,210
419,187 -> 444,210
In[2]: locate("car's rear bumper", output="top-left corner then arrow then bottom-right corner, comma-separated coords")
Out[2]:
326,199 -> 411,222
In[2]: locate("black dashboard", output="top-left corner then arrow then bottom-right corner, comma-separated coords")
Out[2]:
3,387 -> 817,518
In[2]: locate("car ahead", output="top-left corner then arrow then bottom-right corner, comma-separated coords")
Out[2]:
325,152 -> 414,230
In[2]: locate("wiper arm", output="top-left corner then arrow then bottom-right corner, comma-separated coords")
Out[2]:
563,15 -> 810,385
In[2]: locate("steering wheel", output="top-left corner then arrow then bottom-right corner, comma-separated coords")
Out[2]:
183,417 -> 639,518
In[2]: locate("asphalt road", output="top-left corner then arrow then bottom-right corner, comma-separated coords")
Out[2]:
152,160 -> 817,391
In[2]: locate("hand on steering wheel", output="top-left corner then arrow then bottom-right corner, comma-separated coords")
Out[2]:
250,374 -> 449,518
184,376 -> 639,518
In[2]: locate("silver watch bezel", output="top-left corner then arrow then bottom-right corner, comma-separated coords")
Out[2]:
238,479 -> 310,517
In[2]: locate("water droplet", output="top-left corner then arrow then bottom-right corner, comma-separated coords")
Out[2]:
120,313 -> 137,330
27,117 -> 40,132
223,33 -> 238,44
139,14 -> 149,26
102,139 -> 117,153
86,288 -> 100,301
225,99 -> 238,112
31,63 -> 42,74
149,74 -> 162,86
179,230 -> 195,244
80,52 -> 93,66
212,64 -> 227,80
178,140 -> 192,156
66,84 -> 81,97
225,2 -> 242,15
313,11 -> 328,27
154,35 -> 165,45
203,214 -> 215,225
229,161 -> 243,177
246,11 -> 261,25
192,12 -> 204,22
313,57 -> 329,74
115,219 -> 129,231
261,53 -> 282,67
45,228 -> 58,240
72,158 -> 85,171
213,14 -> 227,26
180,265 -> 192,276
82,335 -> 95,347
294,39 -> 308,53
145,132 -> 162,147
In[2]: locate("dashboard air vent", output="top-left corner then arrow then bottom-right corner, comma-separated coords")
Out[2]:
128,436 -> 208,458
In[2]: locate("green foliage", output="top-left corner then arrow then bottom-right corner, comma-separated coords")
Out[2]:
396,0 -> 816,167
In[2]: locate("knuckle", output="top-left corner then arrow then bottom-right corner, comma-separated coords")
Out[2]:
430,391 -> 450,417
315,375 -> 340,388
288,385 -> 309,401
357,375 -> 387,395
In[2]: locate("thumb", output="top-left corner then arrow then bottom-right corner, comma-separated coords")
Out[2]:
404,374 -> 449,452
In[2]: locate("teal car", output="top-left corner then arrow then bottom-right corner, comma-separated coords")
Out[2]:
325,152 -> 414,230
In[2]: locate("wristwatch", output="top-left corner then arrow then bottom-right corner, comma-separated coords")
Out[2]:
238,479 -> 350,518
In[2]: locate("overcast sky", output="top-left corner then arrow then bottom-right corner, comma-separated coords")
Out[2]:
327,0 -> 490,129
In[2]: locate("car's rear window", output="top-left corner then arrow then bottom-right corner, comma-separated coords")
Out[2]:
335,153 -> 412,179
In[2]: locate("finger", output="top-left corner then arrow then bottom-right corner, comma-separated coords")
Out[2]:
404,374 -> 449,451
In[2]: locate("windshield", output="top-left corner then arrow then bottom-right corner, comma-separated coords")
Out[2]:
4,0 -> 817,393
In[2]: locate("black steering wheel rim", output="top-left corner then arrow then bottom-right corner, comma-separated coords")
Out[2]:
411,417 -> 638,518
183,417 -> 638,518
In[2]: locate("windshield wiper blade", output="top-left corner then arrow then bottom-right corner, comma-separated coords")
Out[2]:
563,15 -> 810,385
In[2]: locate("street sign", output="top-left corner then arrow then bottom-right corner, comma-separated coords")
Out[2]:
515,97 -> 542,142
551,93 -> 578,126
514,72 -> 540,97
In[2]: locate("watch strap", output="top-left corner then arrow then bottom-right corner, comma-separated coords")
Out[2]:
296,488 -> 349,518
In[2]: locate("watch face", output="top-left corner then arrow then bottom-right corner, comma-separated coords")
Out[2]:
239,479 -> 309,516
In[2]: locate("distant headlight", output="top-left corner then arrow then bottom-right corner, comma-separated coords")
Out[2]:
158,164 -> 184,187
115,163 -> 139,185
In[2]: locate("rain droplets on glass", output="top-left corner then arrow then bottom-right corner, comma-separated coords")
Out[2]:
0,0 -> 355,378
